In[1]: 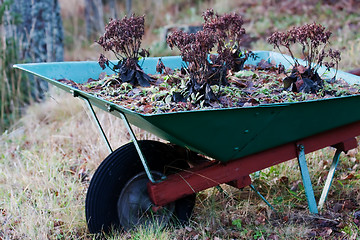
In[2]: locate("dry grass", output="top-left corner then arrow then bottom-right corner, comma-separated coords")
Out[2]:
1,89 -> 94,239
0,88 -> 165,239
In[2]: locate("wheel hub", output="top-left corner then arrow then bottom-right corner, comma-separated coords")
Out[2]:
117,171 -> 175,230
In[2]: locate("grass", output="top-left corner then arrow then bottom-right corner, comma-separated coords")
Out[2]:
1,89 -> 90,239
0,88 -> 162,239
1,0 -> 360,239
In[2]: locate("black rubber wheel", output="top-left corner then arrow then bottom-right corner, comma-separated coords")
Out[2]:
85,140 -> 196,234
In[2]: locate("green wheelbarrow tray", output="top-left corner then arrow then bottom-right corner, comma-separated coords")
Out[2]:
14,51 -> 360,231
13,51 -> 360,163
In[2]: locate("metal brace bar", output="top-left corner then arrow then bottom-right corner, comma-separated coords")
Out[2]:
297,144 -> 318,214
318,148 -> 342,210
249,184 -> 276,212
83,98 -> 113,154
118,111 -> 156,183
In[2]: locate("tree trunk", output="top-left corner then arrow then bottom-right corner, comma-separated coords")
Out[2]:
84,0 -> 133,40
108,0 -> 118,20
11,0 -> 64,63
85,0 -> 105,40
10,0 -> 64,100
126,0 -> 132,15
0,0 -> 64,130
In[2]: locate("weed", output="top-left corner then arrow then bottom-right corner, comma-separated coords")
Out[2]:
97,15 -> 152,86
167,8 -> 255,105
268,23 -> 342,93
232,218 -> 242,229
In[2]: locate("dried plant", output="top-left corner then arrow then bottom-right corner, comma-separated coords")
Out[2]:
167,29 -> 217,103
96,15 -> 151,86
202,9 -> 252,72
268,23 -> 341,93
167,9 -> 252,105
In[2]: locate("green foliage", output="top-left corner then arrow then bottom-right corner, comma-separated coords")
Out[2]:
232,218 -> 242,229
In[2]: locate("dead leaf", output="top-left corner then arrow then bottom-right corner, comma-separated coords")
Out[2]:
336,222 -> 346,228
333,202 -> 343,213
255,215 -> 266,225
290,180 -> 301,191
319,227 -> 332,237
242,102 -> 253,107
343,200 -> 356,210
185,226 -> 193,232
278,176 -> 289,185
98,72 -> 107,80
228,76 -> 247,88
295,78 -> 304,91
268,234 -> 280,240
164,67 -> 174,75
257,59 -> 275,70
295,65 -> 307,74
346,149 -> 358,158
341,173 -> 355,180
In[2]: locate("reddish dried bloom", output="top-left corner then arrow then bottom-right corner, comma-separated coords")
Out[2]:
97,14 -> 147,70
203,9 -> 245,44
268,31 -> 295,49
156,58 -> 165,74
268,23 -> 341,92
98,54 -> 109,70
167,29 -> 217,101
326,48 -> 341,81
203,9 -> 248,71
96,15 -> 151,86
139,48 -> 150,58
328,48 -> 341,62
268,23 -> 334,69
168,9 -> 249,76
201,8 -> 215,22
167,29 -> 217,104
166,9 -> 252,104
167,30 -> 215,77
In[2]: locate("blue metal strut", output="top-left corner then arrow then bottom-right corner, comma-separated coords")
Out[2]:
297,144 -> 318,214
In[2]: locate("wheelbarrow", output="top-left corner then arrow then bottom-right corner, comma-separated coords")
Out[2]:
14,51 -> 360,233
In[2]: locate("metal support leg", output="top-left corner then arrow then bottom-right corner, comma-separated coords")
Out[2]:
118,111 -> 156,183
318,148 -> 342,210
250,184 -> 276,212
297,144 -> 318,214
84,98 -> 113,154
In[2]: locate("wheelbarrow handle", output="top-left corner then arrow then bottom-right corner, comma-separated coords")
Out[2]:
348,68 -> 360,76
